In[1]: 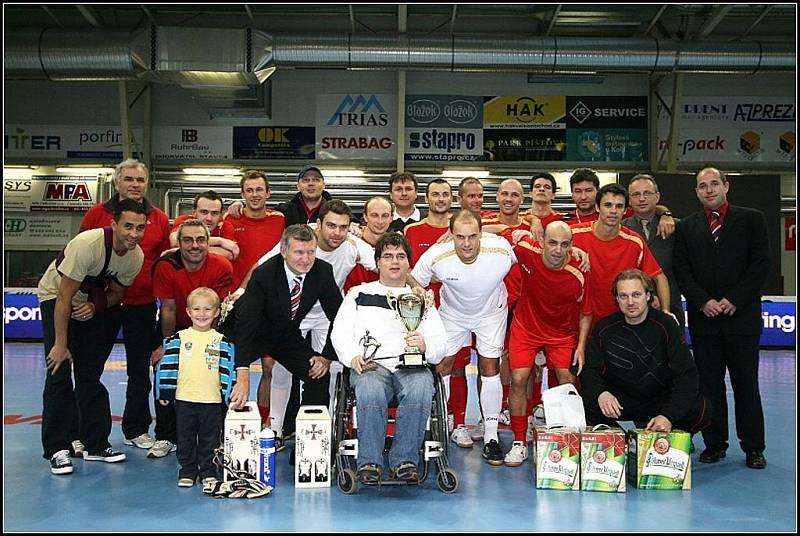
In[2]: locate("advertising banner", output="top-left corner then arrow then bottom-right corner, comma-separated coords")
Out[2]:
4,214 -> 73,246
483,129 -> 566,161
3,176 -> 98,212
153,126 -> 232,160
656,97 -> 796,162
233,126 -> 315,159
566,129 -> 647,162
483,96 -> 566,129
316,94 -> 397,159
786,216 -> 796,251
405,95 -> 484,161
4,125 -> 143,159
566,96 -> 648,129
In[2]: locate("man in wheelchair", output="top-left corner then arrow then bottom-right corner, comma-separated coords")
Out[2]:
331,233 -> 447,485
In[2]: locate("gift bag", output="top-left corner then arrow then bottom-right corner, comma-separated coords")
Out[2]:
542,383 -> 586,429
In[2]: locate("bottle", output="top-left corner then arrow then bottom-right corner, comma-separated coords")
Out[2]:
259,427 -> 276,489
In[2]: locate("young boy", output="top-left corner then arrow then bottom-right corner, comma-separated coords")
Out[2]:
155,287 -> 236,487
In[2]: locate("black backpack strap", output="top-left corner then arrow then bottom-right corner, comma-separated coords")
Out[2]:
99,226 -> 114,279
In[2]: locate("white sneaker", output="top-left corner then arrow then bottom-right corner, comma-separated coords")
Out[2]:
50,449 -> 74,475
124,433 -> 156,449
450,425 -> 474,448
469,420 -> 485,442
504,441 -> 529,467
526,415 -> 536,443
499,408 -> 511,426
83,447 -> 126,463
147,440 -> 177,458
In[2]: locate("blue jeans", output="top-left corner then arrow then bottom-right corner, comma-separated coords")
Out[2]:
349,366 -> 434,471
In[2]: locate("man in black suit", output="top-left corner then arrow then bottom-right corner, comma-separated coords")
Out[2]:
229,224 -> 342,410
673,167 -> 770,469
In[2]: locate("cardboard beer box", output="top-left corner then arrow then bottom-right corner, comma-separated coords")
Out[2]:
223,401 -> 261,481
627,429 -> 692,490
534,426 -> 581,491
580,426 -> 627,492
295,405 -> 332,488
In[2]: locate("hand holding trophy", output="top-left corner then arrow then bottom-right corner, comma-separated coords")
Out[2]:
386,290 -> 434,367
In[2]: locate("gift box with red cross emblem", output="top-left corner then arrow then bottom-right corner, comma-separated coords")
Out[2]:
295,405 -> 331,488
223,401 -> 261,481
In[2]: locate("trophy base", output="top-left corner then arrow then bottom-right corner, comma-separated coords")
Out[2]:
398,351 -> 426,367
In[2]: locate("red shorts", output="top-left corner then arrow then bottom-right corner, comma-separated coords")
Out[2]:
508,325 -> 575,370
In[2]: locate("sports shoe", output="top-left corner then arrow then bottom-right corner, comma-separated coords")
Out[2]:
469,420 -> 485,442
70,440 -> 85,458
147,440 -> 176,459
124,433 -> 155,449
50,449 -> 74,475
450,425 -> 474,448
526,415 -> 535,443
392,461 -> 419,483
504,441 -> 529,467
482,439 -> 504,466
177,476 -> 195,487
83,447 -> 126,463
533,404 -> 546,426
499,408 -> 511,426
356,463 -> 382,485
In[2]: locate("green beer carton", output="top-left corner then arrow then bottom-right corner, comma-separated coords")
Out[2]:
580,426 -> 627,492
627,429 -> 692,490
534,426 -> 580,490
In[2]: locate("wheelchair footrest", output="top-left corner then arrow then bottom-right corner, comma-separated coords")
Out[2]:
338,439 -> 358,457
424,440 -> 444,459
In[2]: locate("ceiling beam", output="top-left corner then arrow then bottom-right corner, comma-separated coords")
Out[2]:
545,4 -> 561,37
694,4 -> 733,40
244,4 -> 256,27
140,5 -> 156,24
76,5 -> 102,27
41,5 -> 64,27
738,5 -> 774,40
449,4 -> 458,34
640,5 -> 668,37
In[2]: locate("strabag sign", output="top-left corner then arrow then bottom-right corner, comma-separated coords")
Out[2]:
316,94 -> 397,159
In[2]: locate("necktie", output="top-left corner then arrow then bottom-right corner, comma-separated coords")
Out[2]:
290,276 -> 303,319
640,219 -> 651,241
710,211 -> 722,242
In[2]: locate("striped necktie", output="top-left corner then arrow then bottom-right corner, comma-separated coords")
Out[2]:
709,210 -> 722,242
290,276 -> 303,319
640,219 -> 651,241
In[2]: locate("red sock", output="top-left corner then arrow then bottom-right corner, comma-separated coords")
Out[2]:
547,369 -> 558,390
449,376 -> 468,427
258,404 -> 270,426
502,383 -> 510,410
511,414 -> 528,443
527,380 -> 542,415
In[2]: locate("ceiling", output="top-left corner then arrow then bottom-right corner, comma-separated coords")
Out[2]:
3,3 -> 797,42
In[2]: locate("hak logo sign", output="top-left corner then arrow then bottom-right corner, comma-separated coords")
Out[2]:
327,95 -> 388,127
43,182 -> 92,201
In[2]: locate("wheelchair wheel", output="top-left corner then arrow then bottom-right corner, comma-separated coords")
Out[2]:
431,373 -> 450,456
331,370 -> 349,473
337,468 -> 358,494
437,468 -> 459,493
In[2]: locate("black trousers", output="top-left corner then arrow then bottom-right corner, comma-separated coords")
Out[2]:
691,332 -> 765,453
175,400 -> 222,480
40,300 -> 114,458
584,388 -> 712,434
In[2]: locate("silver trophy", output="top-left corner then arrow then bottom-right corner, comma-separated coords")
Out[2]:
358,330 -> 381,363
386,290 -> 434,367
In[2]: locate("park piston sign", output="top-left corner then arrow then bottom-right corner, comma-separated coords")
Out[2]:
3,176 -> 97,212
316,94 -> 397,159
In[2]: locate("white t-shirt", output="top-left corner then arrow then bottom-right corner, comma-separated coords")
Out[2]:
411,233 -> 515,320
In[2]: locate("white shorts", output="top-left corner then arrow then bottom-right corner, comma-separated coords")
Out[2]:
442,307 -> 507,359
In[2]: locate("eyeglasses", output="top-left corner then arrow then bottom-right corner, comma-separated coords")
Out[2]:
380,253 -> 408,261
629,191 -> 656,199
180,236 -> 209,245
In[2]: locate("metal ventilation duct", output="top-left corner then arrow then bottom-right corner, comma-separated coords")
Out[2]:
4,29 -> 795,82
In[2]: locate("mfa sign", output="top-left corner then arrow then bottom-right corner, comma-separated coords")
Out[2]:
3,176 -> 97,212
153,126 -> 232,160
233,127 -> 315,159
4,125 -> 143,159
405,95 -> 483,161
483,96 -> 566,129
316,94 -> 397,159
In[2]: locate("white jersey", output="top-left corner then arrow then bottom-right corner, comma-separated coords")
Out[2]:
258,233 -> 377,327
411,233 -> 515,320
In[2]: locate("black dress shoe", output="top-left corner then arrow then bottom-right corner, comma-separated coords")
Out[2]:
745,451 -> 767,469
698,447 -> 727,463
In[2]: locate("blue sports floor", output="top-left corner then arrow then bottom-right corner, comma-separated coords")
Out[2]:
3,342 -> 797,532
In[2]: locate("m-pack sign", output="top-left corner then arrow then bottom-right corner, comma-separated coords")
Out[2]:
153,126 -> 232,160
233,127 -> 315,159
316,94 -> 397,159
566,96 -> 648,129
4,176 -> 98,212
483,96 -> 566,129
406,95 -> 483,129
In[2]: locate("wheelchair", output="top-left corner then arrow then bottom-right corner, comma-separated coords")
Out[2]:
331,365 -> 459,494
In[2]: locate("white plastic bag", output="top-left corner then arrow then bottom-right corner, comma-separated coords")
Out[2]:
542,383 -> 586,429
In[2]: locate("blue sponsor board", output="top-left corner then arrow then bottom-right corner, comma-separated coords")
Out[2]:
566,129 -> 647,162
233,127 -> 315,159
406,95 -> 483,129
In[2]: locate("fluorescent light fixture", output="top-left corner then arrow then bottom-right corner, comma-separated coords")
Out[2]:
56,167 -> 115,174
182,168 -> 242,176
441,169 -> 491,178
319,169 -> 364,177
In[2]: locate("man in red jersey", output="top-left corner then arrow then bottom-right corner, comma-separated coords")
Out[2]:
503,221 -> 593,467
344,196 -> 394,293
571,183 -> 671,324
80,159 -> 171,455
169,190 -> 238,261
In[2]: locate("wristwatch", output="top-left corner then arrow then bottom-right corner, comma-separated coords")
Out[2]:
660,211 -> 673,218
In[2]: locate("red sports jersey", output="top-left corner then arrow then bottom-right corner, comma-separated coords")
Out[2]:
404,219 -> 450,265
172,213 -> 235,239
571,222 -> 663,321
152,252 -> 235,330
344,226 -> 379,293
477,215 -> 527,309
227,210 -> 285,288
567,207 -> 634,226
512,239 -> 591,344
80,198 -> 171,305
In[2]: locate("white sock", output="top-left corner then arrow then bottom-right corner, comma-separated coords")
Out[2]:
480,374 -> 502,443
441,374 -> 451,405
269,363 -> 292,438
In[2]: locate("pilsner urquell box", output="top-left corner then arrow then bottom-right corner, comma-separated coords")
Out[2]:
534,426 -> 580,490
627,429 -> 692,490
580,426 -> 627,492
